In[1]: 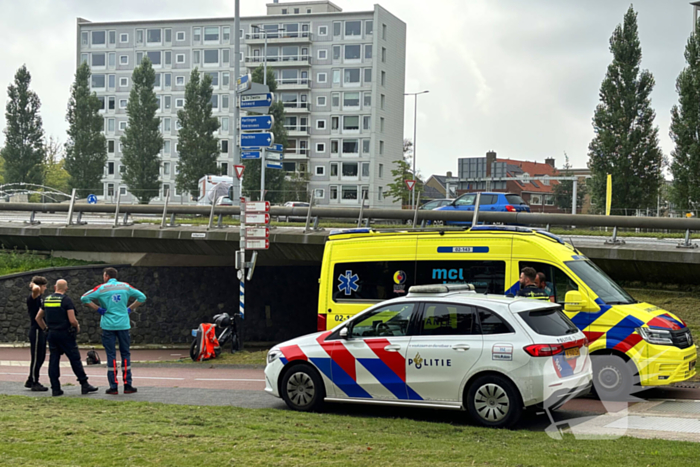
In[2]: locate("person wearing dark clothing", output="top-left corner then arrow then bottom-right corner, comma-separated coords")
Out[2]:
35,280 -> 98,397
516,267 -> 549,301
26,276 -> 48,391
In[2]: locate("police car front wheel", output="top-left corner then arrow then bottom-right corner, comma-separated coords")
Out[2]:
281,364 -> 325,412
466,375 -> 522,428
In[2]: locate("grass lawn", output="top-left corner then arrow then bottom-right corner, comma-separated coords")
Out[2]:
0,250 -> 96,276
0,395 -> 697,467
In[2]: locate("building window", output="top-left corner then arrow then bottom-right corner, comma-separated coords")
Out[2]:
222,72 -> 230,87
342,186 -> 358,200
118,120 -> 126,131
176,53 -> 186,64
342,162 -> 358,177
331,140 -> 339,154
378,186 -> 382,200
91,74 -> 106,89
108,75 -> 116,89
118,98 -> 127,109
220,140 -> 229,153
364,92 -> 372,107
120,187 -> 126,196
380,117 -> 385,132
176,76 -> 185,86
381,94 -> 386,109
331,117 -> 339,130
119,77 -> 129,87
316,143 -> 325,153
222,49 -> 230,64
332,93 -> 340,108
165,51 -> 172,65
147,29 -> 162,44
343,140 -> 359,155
318,26 -> 328,36
165,29 -> 172,43
344,92 -> 360,108
379,141 -> 384,155
381,71 -> 386,86
147,51 -> 161,65
330,163 -> 338,176
108,140 -> 115,153
204,49 -> 219,65
363,139 -> 371,154
366,20 -> 374,36
333,45 -> 341,60
362,162 -> 370,178
315,166 -> 325,176
382,24 -> 387,40
317,96 -> 326,107
330,186 -> 338,199
344,68 -> 361,85
317,72 -> 327,83
222,95 -> 229,109
211,95 -> 219,109
206,71 -> 219,86
193,27 -> 201,42
316,119 -> 327,130
364,68 -> 372,83
294,8 -> 300,14
333,22 -> 341,36
81,53 -> 88,64
363,116 -> 371,131
314,188 -> 324,199
163,118 -> 171,132
136,29 -> 144,44
343,116 -> 360,131
223,27 -> 231,42
193,50 -> 200,64
345,21 -> 362,37
92,31 -> 106,45
108,96 -> 115,110
379,164 -> 384,178
164,73 -> 172,87
345,45 -> 361,60
136,52 -> 143,64
120,33 -> 128,43
220,162 -> 229,175
109,31 -> 116,45
176,31 -> 185,41
108,53 -> 116,68
282,8 -> 288,14
221,117 -> 229,131
108,162 -> 115,175
163,162 -> 171,175
81,31 -> 88,46
175,98 -> 184,108
382,47 -> 387,63
365,45 -> 373,60
119,55 -> 128,65
530,194 -> 543,205
204,26 -> 220,42
318,49 -> 327,60
92,53 -> 106,67
545,194 -> 555,206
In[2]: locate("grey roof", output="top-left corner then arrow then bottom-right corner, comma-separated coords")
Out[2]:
422,185 -> 444,199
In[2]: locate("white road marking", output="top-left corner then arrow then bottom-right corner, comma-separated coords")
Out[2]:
194,378 -> 265,382
0,372 -> 184,380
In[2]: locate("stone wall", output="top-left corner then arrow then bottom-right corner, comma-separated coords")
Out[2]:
0,264 -> 320,345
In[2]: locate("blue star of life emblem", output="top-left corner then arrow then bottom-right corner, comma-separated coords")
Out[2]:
338,270 -> 359,296
112,294 -> 122,303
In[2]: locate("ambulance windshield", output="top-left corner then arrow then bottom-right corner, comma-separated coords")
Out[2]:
564,260 -> 635,305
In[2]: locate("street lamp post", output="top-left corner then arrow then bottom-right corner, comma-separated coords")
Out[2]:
405,90 -> 429,209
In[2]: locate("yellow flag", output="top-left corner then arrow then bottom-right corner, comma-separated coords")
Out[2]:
605,174 -> 612,216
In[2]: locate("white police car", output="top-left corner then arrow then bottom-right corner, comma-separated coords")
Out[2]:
265,284 -> 592,428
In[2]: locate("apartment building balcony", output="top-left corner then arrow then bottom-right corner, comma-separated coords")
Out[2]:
283,101 -> 311,113
284,147 -> 309,160
244,54 -> 310,68
245,31 -> 312,45
284,124 -> 309,137
277,77 -> 311,90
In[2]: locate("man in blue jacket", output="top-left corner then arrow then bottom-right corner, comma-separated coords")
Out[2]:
81,267 -> 146,395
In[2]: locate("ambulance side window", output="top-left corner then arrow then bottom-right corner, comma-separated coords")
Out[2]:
519,261 -> 578,304
332,261 -> 416,302
415,260 -> 505,294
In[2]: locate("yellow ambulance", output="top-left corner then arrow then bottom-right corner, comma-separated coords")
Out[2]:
317,226 -> 697,398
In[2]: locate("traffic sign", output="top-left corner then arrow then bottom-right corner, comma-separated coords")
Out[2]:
241,93 -> 273,109
245,201 -> 270,213
267,144 -> 284,153
87,194 -> 98,205
266,152 -> 284,161
245,227 -> 269,239
241,132 -> 274,148
237,74 -> 252,92
405,179 -> 416,191
266,161 -> 283,170
234,165 -> 245,180
241,151 -> 261,160
245,213 -> 270,224
241,115 -> 274,131
245,239 -> 270,250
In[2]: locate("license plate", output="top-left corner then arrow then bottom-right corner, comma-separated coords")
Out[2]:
565,348 -> 580,359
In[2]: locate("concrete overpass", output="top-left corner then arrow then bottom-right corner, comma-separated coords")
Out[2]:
1,222 -> 699,283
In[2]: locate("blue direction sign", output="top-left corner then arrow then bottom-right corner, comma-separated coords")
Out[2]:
267,144 -> 284,153
241,151 -> 262,160
241,93 -> 273,109
241,132 -> 274,148
237,74 -> 251,92
266,152 -> 284,161
266,161 -> 284,170
87,194 -> 98,205
241,116 -> 274,131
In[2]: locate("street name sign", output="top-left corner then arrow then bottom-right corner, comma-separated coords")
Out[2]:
266,161 -> 283,170
245,227 -> 270,239
245,239 -> 270,250
266,152 -> 284,161
237,74 -> 252,92
241,115 -> 274,131
241,151 -> 262,160
267,144 -> 284,153
241,93 -> 273,109
245,201 -> 270,213
245,213 -> 270,224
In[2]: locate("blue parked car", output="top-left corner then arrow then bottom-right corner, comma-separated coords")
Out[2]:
435,192 -> 530,225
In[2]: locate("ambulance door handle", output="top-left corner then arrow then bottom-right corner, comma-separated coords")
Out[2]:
384,344 -> 401,352
452,344 -> 471,351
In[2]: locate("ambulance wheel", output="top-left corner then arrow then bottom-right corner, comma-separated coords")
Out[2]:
281,364 -> 325,412
592,355 -> 636,401
466,374 -> 522,428
189,340 -> 198,362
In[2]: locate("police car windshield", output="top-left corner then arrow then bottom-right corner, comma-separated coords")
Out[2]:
564,260 -> 635,305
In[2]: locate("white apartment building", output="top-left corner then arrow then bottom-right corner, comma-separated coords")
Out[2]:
75,0 -> 406,207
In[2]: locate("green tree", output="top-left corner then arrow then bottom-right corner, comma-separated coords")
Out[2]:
120,57 -> 163,204
175,68 -> 220,199
1,65 -> 45,185
285,171 -> 310,203
0,152 -> 5,184
553,153 -> 587,213
64,62 -> 107,198
242,65 -> 289,203
587,6 -> 664,214
385,139 -> 423,206
670,19 -> 700,211
43,137 -> 70,195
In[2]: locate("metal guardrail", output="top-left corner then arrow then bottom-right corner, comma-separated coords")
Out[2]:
2,201 -> 700,247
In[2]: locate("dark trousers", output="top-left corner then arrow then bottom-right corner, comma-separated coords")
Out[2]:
101,330 -> 132,389
47,329 -> 88,390
27,326 -> 47,384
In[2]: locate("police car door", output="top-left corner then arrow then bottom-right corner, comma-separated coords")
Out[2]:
341,302 -> 417,401
406,302 -> 483,402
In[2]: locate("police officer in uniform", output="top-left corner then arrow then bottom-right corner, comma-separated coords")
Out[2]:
516,267 -> 549,300
26,276 -> 48,391
35,279 -> 98,397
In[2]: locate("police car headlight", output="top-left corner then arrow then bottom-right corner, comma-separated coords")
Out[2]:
637,327 -> 673,346
267,348 -> 282,365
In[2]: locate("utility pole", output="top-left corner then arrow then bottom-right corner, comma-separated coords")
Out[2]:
404,91 -> 429,209
233,0 -> 241,202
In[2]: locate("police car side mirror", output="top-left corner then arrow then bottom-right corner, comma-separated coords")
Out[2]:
339,327 -> 348,339
564,291 -> 585,312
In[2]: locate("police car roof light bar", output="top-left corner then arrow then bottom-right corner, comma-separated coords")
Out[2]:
407,284 -> 476,295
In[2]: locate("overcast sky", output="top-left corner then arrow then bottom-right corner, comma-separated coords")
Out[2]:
0,0 -> 696,178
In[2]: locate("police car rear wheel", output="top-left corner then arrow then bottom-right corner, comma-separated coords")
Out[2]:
467,375 -> 522,428
281,364 -> 325,412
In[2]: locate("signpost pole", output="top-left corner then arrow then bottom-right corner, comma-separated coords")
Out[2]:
261,148 -> 266,201
233,0 -> 241,204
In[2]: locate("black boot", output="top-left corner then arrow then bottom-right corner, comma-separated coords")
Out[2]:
81,383 -> 98,395
52,389 -> 64,397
